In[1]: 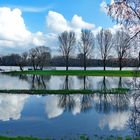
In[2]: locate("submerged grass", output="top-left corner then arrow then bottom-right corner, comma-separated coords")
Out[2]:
0,88 -> 129,95
0,136 -> 140,140
3,70 -> 140,77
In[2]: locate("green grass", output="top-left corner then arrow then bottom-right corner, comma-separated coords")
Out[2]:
0,136 -> 47,140
0,136 -> 139,140
0,88 -> 129,95
3,70 -> 140,77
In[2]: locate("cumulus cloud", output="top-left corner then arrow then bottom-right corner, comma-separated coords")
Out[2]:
46,11 -> 96,34
0,94 -> 29,121
0,7 -> 46,53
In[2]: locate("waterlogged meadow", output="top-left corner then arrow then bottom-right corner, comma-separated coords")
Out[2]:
0,68 -> 140,139
0,92 -> 139,139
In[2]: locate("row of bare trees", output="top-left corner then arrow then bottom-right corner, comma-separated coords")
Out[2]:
58,29 -> 131,71
58,0 -> 140,71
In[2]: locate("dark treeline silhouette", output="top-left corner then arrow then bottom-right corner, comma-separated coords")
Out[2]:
0,54 -> 139,68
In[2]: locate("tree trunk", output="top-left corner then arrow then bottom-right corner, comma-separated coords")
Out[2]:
103,59 -> 106,71
19,65 -> 23,71
138,51 -> 140,68
119,58 -> 122,71
33,60 -> 36,70
83,76 -> 86,90
66,56 -> 69,71
84,54 -> 86,71
65,75 -> 69,90
118,77 -> 122,88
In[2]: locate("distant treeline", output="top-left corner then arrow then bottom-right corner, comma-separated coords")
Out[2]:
0,54 -> 139,68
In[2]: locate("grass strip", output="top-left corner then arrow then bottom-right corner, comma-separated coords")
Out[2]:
0,88 -> 129,95
3,70 -> 140,77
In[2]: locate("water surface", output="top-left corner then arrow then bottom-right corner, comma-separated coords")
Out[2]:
0,92 -> 139,139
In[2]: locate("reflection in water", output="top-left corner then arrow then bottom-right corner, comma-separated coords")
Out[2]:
113,94 -> 129,112
0,94 -> 29,121
45,95 -> 64,119
99,111 -> 130,131
58,95 -> 76,112
128,91 -> 140,137
77,76 -> 93,90
98,76 -> 110,92
0,92 -> 139,138
19,75 -> 51,89
80,94 -> 94,112
94,94 -> 112,114
2,73 -> 140,90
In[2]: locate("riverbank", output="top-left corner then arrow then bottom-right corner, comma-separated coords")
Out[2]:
3,70 -> 140,77
0,135 -> 139,140
0,88 -> 129,94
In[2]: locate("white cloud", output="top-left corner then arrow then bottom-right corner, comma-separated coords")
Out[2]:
0,7 -> 46,53
0,94 -> 29,121
71,15 -> 95,29
16,6 -> 52,13
46,11 -> 95,34
46,11 -> 71,33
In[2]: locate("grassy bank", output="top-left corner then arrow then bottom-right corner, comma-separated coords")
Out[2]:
0,135 -> 140,140
0,136 -> 42,140
4,70 -> 140,77
0,88 -> 129,95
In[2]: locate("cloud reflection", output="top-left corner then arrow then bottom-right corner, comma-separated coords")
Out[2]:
0,94 -> 29,121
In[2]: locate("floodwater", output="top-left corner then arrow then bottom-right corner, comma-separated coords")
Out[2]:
0,93 -> 139,139
0,67 -> 139,139
0,73 -> 140,90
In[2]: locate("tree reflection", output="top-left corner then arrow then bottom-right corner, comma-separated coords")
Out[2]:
58,76 -> 76,112
18,74 -> 51,89
61,75 -> 74,90
111,77 -> 129,112
77,76 -> 93,90
58,94 -> 76,112
30,75 -> 51,89
95,76 -> 112,114
81,94 -> 94,112
128,92 -> 140,138
95,93 -> 112,114
98,76 -> 110,92
112,94 -> 129,112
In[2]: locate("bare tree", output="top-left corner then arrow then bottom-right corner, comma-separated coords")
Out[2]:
79,29 -> 94,70
29,48 -> 38,70
58,31 -> 76,71
113,30 -> 130,70
35,46 -> 51,70
29,46 -> 51,70
97,29 -> 112,70
19,52 -> 28,71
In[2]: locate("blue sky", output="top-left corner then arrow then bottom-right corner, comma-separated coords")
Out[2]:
0,0 -> 117,54
0,0 -> 114,32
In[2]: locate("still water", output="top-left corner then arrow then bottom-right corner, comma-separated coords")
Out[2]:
0,73 -> 140,90
0,92 -> 139,139
0,67 -> 139,139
